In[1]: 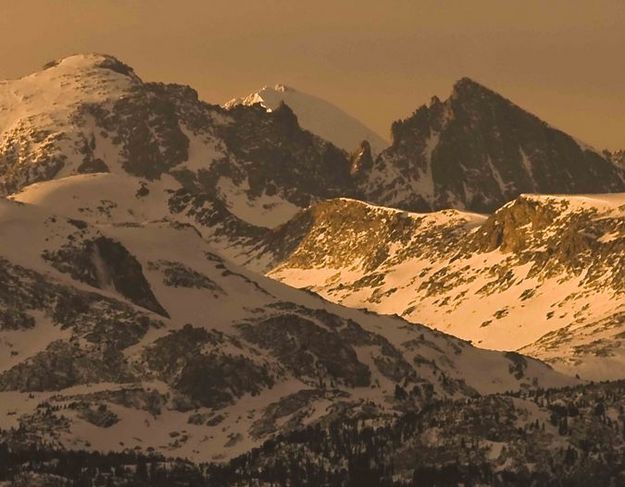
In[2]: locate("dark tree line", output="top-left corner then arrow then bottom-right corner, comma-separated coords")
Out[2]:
3,380 -> 625,485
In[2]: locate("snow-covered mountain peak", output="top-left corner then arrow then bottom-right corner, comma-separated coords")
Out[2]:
0,54 -> 152,194
451,76 -> 490,94
224,84 -> 389,154
1,53 -> 140,118
41,53 -> 138,78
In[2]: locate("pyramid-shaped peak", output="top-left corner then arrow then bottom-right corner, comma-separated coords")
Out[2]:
451,77 -> 501,99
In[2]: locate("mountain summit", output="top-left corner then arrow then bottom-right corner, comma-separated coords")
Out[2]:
224,84 -> 389,154
358,77 -> 625,213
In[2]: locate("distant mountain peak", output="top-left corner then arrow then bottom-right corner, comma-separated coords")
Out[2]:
452,76 -> 489,92
255,84 -> 294,95
361,77 -> 625,213
224,84 -> 389,154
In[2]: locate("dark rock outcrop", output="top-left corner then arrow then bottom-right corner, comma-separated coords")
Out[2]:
360,78 -> 625,213
239,314 -> 371,387
350,140 -> 374,175
43,236 -> 168,317
142,324 -> 273,409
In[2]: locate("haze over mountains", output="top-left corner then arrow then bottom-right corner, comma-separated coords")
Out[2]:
2,54 -> 625,484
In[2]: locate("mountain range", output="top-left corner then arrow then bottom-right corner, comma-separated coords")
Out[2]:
1,53 -> 625,484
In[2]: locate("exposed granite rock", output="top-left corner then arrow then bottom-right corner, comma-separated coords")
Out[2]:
43,236 -> 168,317
0,125 -> 67,194
350,140 -> 374,175
75,402 -> 120,428
250,389 -> 326,438
148,260 -> 224,293
58,387 -> 165,416
0,308 -> 35,331
80,84 -> 190,179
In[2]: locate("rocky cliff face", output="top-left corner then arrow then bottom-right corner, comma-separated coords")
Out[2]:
254,197 -> 480,273
350,140 -> 375,175
358,78 -> 625,213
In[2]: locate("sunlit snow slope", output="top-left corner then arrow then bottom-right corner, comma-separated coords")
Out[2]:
267,195 -> 625,380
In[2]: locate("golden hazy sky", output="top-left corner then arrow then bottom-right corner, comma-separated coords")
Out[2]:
1,0 -> 623,150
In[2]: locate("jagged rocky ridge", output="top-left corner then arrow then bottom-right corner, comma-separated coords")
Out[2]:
357,78 -> 625,213
267,194 -> 625,379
